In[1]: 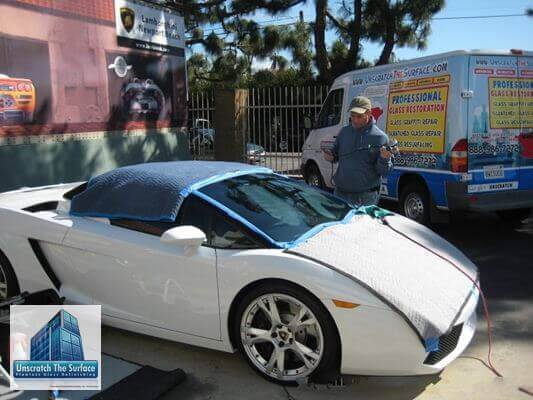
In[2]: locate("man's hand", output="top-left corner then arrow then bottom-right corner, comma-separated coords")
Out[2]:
380,146 -> 392,160
323,149 -> 334,162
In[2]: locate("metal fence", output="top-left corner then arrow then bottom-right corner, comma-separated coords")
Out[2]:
245,85 -> 328,175
188,90 -> 215,160
187,85 -> 329,175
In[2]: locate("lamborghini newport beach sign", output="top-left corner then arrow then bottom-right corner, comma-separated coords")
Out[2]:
114,0 -> 185,56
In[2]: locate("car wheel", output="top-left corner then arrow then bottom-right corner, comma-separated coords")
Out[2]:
305,164 -> 325,190
400,183 -> 430,225
233,282 -> 340,385
0,251 -> 20,301
496,208 -> 531,228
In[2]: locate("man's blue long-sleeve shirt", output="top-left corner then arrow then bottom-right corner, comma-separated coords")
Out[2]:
331,121 -> 393,193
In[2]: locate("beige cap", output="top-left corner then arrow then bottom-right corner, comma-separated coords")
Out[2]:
349,96 -> 372,114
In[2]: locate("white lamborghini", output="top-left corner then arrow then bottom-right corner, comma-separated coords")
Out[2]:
0,161 -> 479,384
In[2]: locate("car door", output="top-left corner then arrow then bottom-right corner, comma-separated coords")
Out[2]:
61,197 -> 221,340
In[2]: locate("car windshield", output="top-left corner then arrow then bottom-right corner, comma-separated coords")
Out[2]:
199,173 -> 353,243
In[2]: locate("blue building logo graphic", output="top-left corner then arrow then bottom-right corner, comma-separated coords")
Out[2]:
30,310 -> 84,362
13,309 -> 98,379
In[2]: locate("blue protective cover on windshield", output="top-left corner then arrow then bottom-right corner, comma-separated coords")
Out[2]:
70,161 -> 271,221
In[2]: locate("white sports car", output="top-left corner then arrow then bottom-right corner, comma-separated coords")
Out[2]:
0,161 -> 479,384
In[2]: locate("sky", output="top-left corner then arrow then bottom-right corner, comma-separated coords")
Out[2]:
224,0 -> 533,70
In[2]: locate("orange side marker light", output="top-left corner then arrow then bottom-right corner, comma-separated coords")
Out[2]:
332,299 -> 359,309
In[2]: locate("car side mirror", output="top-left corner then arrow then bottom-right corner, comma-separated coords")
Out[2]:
161,226 -> 206,253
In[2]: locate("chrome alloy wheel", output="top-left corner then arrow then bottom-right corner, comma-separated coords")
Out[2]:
404,192 -> 425,221
240,293 -> 324,381
0,261 -> 8,301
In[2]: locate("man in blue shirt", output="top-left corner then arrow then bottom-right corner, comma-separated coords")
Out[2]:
324,96 -> 393,206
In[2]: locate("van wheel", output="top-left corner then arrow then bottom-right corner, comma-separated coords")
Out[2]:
399,183 -> 430,225
305,164 -> 325,189
496,208 -> 531,228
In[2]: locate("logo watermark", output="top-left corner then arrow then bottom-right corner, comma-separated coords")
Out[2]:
10,305 -> 101,390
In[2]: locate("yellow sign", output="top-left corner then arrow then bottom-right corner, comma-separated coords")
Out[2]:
417,78 -> 433,86
386,83 -> 449,154
489,78 -> 533,129
433,75 -> 450,84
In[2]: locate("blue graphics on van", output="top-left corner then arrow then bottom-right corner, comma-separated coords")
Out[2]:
468,55 -> 532,170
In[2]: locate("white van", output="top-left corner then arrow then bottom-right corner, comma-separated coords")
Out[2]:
301,50 -> 533,224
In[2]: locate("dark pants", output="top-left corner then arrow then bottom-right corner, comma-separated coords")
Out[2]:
334,187 -> 379,207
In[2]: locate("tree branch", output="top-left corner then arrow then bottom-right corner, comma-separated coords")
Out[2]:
326,11 -> 349,32
195,71 -> 225,83
314,0 -> 331,83
346,0 -> 361,69
186,37 -> 206,46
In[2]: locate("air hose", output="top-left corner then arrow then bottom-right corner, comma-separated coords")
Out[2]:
359,206 -> 503,378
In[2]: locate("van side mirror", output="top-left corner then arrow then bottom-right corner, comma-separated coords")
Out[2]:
303,115 -> 312,130
161,226 -> 206,254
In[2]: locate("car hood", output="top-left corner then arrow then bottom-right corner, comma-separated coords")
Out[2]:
286,213 -> 478,343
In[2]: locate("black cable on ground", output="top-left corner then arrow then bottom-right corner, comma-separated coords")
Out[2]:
519,386 -> 533,397
283,385 -> 297,400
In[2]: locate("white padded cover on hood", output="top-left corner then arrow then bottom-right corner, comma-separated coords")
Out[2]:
288,214 -> 478,340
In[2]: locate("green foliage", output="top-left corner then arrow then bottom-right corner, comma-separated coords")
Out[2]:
364,0 -> 444,65
281,20 -> 314,79
170,0 -> 443,86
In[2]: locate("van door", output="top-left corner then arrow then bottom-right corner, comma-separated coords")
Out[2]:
517,55 -> 533,191
307,87 -> 346,187
467,55 -> 520,194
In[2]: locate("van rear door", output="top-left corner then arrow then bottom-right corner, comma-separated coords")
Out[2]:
467,55 -> 521,194
517,55 -> 533,191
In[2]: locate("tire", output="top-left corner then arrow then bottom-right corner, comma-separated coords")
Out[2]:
0,251 -> 20,302
305,164 -> 325,190
232,282 -> 340,385
496,208 -> 531,228
399,183 -> 430,225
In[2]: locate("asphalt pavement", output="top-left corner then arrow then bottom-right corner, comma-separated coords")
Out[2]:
97,211 -> 533,400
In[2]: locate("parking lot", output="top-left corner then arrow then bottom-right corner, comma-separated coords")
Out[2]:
96,210 -> 533,400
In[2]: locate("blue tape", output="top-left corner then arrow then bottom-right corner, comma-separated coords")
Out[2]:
284,209 -> 359,248
192,190 -> 283,248
283,206 -> 393,248
185,173 -> 394,250
69,210 -> 177,222
179,167 -> 272,200
424,337 -> 440,352
190,190 -> 395,250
